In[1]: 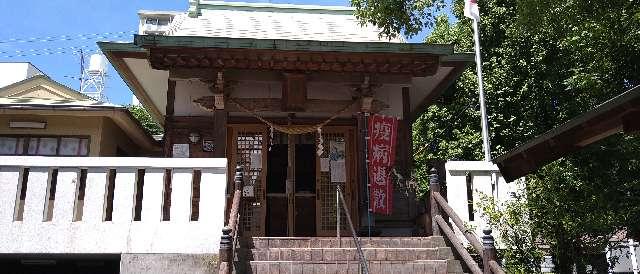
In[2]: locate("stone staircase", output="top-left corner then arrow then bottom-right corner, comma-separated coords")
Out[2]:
236,236 -> 465,273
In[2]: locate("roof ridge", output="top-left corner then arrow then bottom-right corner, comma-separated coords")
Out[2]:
190,0 -> 354,17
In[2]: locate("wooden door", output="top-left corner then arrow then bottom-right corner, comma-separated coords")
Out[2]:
316,126 -> 357,236
228,125 -> 268,237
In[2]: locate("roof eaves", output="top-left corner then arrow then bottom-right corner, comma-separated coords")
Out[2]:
134,34 -> 454,55
494,85 -> 640,164
97,41 -> 148,53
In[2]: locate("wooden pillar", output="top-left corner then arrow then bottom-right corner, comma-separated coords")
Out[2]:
429,167 -> 441,236
399,87 -> 413,176
163,79 -> 176,157
213,110 -> 227,158
287,133 -> 295,236
400,87 -> 416,220
482,228 -> 498,274
356,113 -> 368,227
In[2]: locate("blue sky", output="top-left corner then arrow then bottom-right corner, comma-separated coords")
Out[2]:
0,0 -> 452,105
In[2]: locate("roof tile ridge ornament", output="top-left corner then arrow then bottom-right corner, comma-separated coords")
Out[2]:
188,0 -> 201,18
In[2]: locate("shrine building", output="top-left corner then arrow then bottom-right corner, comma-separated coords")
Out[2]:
99,0 -> 473,238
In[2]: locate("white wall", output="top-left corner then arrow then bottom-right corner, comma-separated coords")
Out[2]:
445,161 -> 521,247
0,63 -> 43,88
0,156 -> 227,254
174,78 -> 405,118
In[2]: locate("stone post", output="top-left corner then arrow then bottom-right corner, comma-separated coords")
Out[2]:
429,167 -> 441,236
482,228 -> 498,274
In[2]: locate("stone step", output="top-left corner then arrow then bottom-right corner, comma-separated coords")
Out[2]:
243,236 -> 447,249
244,247 -> 454,261
248,260 -> 465,274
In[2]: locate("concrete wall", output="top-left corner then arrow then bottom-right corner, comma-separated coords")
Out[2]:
98,117 -> 141,156
120,253 -> 217,274
445,161 -> 521,246
0,156 -> 227,255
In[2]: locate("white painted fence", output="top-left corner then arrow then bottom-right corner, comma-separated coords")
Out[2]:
0,156 -> 227,254
445,161 -> 521,248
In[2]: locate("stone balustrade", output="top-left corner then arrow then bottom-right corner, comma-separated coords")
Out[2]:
0,156 -> 227,254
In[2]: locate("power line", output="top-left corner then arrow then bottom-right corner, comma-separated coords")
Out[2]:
0,31 -> 136,44
1,47 -> 101,58
0,45 -> 95,55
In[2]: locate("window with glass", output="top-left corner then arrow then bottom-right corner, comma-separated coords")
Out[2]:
0,136 -> 89,156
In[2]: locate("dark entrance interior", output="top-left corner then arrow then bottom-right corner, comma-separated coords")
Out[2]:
265,133 -> 316,236
0,256 -> 120,274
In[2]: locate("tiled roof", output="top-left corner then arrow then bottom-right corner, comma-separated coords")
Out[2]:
156,1 -> 403,43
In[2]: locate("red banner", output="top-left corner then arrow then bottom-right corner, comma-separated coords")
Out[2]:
368,114 -> 397,215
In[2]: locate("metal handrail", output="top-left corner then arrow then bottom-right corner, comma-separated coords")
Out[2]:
336,184 -> 369,274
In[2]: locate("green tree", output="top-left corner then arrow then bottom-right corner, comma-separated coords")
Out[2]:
354,0 -> 640,272
477,184 -> 543,273
127,105 -> 163,135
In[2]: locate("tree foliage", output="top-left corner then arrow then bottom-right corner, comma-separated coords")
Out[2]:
354,0 -> 640,272
477,184 -> 543,273
127,105 -> 163,135
351,0 -> 445,39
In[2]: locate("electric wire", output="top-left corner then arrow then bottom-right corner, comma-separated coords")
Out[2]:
0,31 -> 135,44
1,47 -> 101,58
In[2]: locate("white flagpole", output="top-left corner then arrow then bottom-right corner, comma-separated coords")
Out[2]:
472,18 -> 491,162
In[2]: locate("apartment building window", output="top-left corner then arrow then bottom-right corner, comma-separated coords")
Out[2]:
0,136 -> 89,156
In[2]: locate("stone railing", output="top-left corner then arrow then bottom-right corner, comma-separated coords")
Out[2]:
0,156 -> 227,254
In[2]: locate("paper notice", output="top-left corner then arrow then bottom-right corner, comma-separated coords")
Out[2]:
320,158 -> 330,172
172,144 -> 189,158
250,153 -> 262,169
331,160 -> 346,182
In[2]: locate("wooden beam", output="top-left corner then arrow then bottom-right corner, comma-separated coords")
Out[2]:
194,97 -> 389,114
169,68 -> 217,80
622,110 -> 640,134
282,73 -> 307,112
148,48 -> 441,77
166,79 -> 176,117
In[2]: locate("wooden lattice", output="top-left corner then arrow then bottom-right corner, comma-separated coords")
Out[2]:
318,132 -> 348,232
235,131 -> 265,235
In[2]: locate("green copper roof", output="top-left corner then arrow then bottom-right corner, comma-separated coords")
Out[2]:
133,34 -> 455,55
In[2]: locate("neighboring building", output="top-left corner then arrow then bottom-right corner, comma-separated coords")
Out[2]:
0,72 -> 160,156
0,62 -> 44,88
138,10 -> 182,35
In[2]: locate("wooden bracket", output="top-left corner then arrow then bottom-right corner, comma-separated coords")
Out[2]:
361,97 -> 374,113
214,93 -> 225,110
